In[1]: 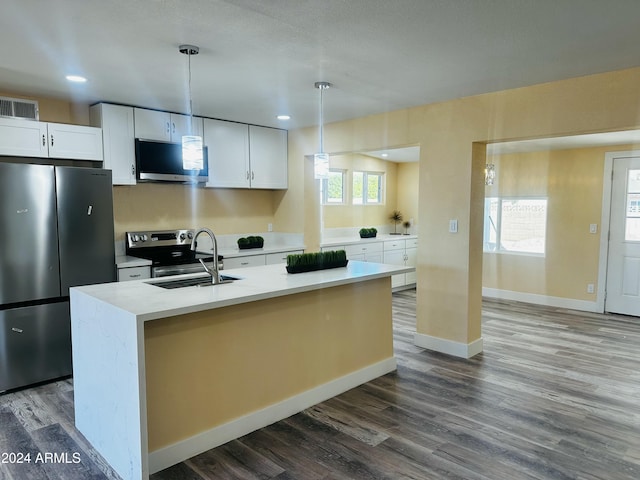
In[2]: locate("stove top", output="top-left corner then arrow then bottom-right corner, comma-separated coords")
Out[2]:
125,229 -> 215,266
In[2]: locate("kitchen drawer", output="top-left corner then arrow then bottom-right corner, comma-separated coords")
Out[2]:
265,250 -> 303,265
224,255 -> 266,269
321,245 -> 345,252
118,266 -> 151,282
384,239 -> 406,251
406,238 -> 418,248
344,242 -> 382,256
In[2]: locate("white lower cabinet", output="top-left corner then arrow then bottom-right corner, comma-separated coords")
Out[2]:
265,251 -> 303,265
344,242 -> 383,263
224,255 -> 266,269
383,238 -> 417,289
117,266 -> 151,282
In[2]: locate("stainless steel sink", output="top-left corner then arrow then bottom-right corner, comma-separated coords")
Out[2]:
146,275 -> 240,289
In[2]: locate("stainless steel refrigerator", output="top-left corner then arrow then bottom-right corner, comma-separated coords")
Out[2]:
0,163 -> 116,392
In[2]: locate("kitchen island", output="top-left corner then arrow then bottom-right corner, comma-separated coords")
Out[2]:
70,260 -> 413,480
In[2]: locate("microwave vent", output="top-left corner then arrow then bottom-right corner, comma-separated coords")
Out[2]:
0,96 -> 39,120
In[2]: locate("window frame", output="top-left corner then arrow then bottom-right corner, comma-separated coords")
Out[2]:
352,170 -> 385,205
484,196 -> 548,257
321,169 -> 346,205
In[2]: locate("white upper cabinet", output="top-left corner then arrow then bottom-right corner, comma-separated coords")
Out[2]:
0,118 -> 103,161
47,123 -> 104,161
203,121 -> 287,189
204,119 -> 250,188
248,125 -> 287,189
0,118 -> 48,157
134,108 -> 203,142
90,103 -> 136,185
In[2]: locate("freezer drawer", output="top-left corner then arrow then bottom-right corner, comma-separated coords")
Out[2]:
0,301 -> 71,392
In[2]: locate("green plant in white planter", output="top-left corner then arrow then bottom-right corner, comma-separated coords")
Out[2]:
389,210 -> 403,235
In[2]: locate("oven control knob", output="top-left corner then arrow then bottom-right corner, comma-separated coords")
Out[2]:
187,231 -> 193,239
179,233 -> 186,241
133,234 -> 140,242
140,234 -> 148,242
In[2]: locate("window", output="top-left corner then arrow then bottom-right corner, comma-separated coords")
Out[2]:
484,197 -> 548,255
625,169 -> 640,241
321,169 -> 345,204
353,171 -> 384,204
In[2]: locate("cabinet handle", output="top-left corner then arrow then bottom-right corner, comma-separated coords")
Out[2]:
166,122 -> 171,134
42,134 -> 46,147
251,171 -> 255,180
131,164 -> 135,175
241,262 -> 249,266
50,134 -> 54,147
130,274 -> 141,278
246,171 -> 250,180
172,122 -> 176,134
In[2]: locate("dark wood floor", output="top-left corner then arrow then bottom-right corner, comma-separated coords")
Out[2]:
1,290 -> 639,479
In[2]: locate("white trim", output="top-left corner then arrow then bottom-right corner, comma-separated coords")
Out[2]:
148,357 -> 397,475
482,287 -> 599,312
413,333 -> 483,359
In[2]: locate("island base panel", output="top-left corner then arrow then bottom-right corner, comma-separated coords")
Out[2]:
144,277 -> 394,453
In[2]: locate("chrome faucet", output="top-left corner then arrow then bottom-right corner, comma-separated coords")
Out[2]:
190,227 -> 221,284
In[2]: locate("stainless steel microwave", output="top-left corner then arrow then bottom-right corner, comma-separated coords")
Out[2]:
135,139 -> 209,184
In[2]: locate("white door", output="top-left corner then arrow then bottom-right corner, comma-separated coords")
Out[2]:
606,155 -> 640,315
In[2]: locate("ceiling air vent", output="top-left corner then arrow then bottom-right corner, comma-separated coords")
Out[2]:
0,96 -> 39,120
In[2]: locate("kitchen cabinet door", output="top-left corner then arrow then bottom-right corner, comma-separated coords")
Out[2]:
90,103 -> 136,184
134,108 -> 171,141
405,247 -> 417,285
0,117 -> 48,157
248,125 -> 287,189
171,113 -> 204,139
224,255 -> 266,269
204,119 -> 250,188
383,249 -> 406,288
46,123 -> 104,161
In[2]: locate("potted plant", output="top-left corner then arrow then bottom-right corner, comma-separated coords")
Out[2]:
286,250 -> 348,274
359,227 -> 377,238
403,220 -> 411,235
237,235 -> 264,249
389,210 -> 403,235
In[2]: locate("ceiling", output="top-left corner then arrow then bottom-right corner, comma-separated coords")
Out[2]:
3,1 -> 640,130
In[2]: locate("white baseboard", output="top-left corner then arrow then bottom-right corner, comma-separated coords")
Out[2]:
482,287 -> 600,312
148,357 -> 397,474
413,333 -> 483,359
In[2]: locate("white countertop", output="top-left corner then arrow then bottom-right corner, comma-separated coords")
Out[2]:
321,234 -> 417,248
71,261 -> 413,322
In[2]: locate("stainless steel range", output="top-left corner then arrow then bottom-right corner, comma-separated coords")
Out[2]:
125,229 -> 222,277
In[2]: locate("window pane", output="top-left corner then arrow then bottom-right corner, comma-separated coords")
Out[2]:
352,171 -> 364,204
500,199 -> 547,254
325,170 -> 344,203
367,174 -> 381,203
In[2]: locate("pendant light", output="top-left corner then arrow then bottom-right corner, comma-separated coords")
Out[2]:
179,44 -> 204,171
314,81 -> 332,179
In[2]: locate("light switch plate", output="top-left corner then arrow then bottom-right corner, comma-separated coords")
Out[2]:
449,219 -> 458,233
589,224 -> 598,234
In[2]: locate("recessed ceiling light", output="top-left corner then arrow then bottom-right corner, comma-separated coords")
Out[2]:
276,115 -> 291,121
65,75 -> 87,83
381,153 -> 389,158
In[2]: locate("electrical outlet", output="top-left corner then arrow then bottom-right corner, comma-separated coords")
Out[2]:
268,223 -> 273,232
587,283 -> 595,294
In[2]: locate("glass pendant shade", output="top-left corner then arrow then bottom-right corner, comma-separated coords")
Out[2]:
180,44 -> 203,171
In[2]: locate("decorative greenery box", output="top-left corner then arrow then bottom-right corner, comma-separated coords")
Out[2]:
286,250 -> 348,274
359,227 -> 377,238
237,235 -> 264,249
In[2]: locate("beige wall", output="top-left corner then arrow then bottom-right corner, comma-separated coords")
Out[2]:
397,162 -> 419,233
322,153 -> 399,230
483,145 -> 637,301
282,67 -> 640,349
113,183 -> 278,241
